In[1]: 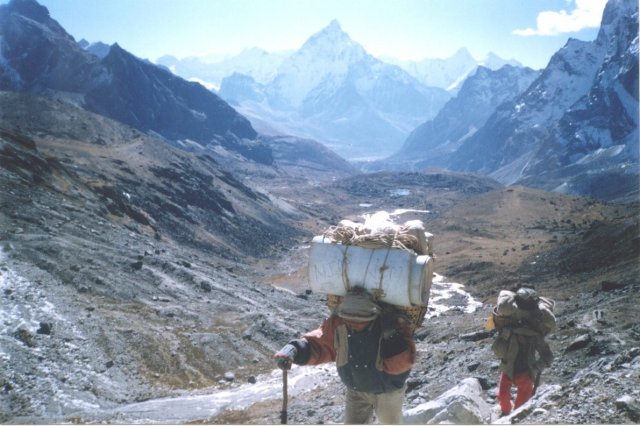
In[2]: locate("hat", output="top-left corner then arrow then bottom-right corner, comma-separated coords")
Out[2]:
515,287 -> 539,311
335,291 -> 381,321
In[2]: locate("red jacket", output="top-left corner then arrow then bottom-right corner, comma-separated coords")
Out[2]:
300,315 -> 416,376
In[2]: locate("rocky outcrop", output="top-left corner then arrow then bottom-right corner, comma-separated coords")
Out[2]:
404,378 -> 492,424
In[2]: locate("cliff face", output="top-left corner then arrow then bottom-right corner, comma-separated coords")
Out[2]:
447,0 -> 638,201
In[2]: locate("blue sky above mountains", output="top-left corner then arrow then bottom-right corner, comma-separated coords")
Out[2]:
27,0 -> 607,69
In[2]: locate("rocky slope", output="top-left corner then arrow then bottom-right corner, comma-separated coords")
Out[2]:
224,184 -> 640,425
0,90 -> 328,421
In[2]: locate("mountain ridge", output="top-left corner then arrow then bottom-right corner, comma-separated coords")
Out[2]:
387,47 -> 524,92
218,20 -> 451,160
377,0 -> 638,202
366,64 -> 541,172
0,0 -> 269,164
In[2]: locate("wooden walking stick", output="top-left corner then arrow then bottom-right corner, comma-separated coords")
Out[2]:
280,367 -> 288,424
532,369 -> 542,396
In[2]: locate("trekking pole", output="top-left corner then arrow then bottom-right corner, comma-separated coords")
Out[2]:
280,367 -> 288,424
532,370 -> 542,396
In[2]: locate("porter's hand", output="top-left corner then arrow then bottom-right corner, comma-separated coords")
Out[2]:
274,344 -> 297,370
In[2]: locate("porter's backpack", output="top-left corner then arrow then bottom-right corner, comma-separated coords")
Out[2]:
487,289 -> 556,335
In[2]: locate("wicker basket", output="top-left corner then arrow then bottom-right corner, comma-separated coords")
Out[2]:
491,307 -> 519,330
327,294 -> 428,333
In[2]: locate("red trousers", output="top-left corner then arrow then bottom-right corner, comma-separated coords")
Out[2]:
497,371 -> 534,415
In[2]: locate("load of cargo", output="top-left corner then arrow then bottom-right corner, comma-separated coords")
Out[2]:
308,212 -> 435,331
487,288 -> 556,335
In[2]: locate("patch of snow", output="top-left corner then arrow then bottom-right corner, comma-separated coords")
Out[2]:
0,36 -> 23,88
188,77 -> 218,91
0,247 -> 110,417
426,273 -> 483,318
176,139 -> 204,150
576,144 -> 625,164
265,193 -> 304,217
189,109 -> 207,121
553,182 -> 571,194
389,208 -> 430,216
103,364 -> 337,424
389,189 -> 411,197
489,151 -> 536,185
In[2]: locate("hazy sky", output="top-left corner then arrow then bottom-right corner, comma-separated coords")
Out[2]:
25,0 -> 608,69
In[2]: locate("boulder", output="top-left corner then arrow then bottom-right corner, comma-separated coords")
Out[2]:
616,395 -> 640,422
565,334 -> 592,352
403,378 -> 491,424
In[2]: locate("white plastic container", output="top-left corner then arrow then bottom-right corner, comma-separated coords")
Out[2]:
308,235 -> 433,307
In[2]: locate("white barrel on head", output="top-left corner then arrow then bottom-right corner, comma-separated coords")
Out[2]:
308,235 -> 433,307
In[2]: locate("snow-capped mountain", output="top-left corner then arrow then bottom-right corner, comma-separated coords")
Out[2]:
78,39 -> 111,59
448,37 -> 607,175
366,64 -> 540,172
388,48 -> 523,93
518,0 -> 639,200
219,20 -> 451,160
447,0 -> 638,201
480,52 -> 522,71
156,47 -> 290,90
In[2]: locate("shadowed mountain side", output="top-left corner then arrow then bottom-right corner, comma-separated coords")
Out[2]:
0,91 -> 299,259
0,0 -> 267,164
264,135 -> 359,176
85,44 -> 259,148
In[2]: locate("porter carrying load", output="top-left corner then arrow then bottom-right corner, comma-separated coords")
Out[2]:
486,287 -> 556,416
308,212 -> 435,332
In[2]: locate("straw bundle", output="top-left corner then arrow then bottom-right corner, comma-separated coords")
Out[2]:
323,225 -> 422,254
317,214 -> 435,332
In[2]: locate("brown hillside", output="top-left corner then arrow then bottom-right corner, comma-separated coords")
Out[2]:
427,185 -> 639,301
